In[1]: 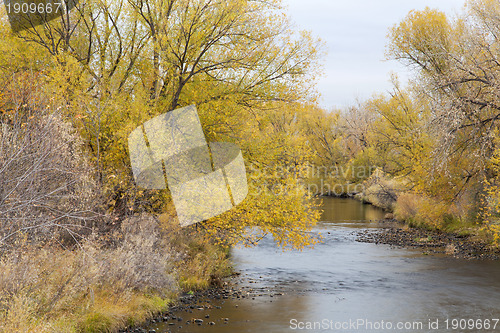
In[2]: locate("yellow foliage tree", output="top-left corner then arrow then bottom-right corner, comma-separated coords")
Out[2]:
1,0 -> 325,248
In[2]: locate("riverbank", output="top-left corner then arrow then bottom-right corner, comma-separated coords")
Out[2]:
321,170 -> 500,259
0,214 -> 233,333
118,279 -> 286,332
356,219 -> 500,260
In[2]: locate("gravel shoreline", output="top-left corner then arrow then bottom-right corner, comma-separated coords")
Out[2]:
119,275 -> 284,333
356,219 -> 500,260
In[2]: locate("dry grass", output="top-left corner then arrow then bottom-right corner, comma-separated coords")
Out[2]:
0,213 -> 233,333
158,212 -> 232,291
0,215 -> 178,333
394,192 -> 470,231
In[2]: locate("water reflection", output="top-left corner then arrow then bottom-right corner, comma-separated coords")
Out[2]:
151,197 -> 500,333
319,197 -> 386,223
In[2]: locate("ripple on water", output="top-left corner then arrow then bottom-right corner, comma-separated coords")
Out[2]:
143,198 -> 500,333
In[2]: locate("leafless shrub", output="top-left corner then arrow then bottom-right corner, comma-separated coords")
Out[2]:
0,103 -> 99,247
394,192 -> 422,221
91,214 -> 178,293
358,169 -> 403,210
0,215 -> 178,332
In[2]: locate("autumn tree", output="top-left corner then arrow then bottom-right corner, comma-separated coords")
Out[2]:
385,1 -> 500,228
387,3 -> 500,179
2,0 -> 324,248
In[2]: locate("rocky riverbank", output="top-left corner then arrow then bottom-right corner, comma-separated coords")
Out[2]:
119,275 -> 286,333
356,220 -> 500,260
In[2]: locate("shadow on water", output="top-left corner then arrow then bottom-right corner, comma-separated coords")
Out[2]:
148,197 -> 500,333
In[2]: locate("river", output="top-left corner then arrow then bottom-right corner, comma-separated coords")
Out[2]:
148,197 -> 500,332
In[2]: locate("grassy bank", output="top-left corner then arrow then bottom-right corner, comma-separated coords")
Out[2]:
0,214 -> 232,333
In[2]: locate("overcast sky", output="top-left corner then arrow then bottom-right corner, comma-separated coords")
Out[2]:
284,0 -> 466,109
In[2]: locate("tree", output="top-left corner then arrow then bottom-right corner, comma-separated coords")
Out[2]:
385,1 -> 500,227
2,0 -> 324,248
387,3 -> 500,169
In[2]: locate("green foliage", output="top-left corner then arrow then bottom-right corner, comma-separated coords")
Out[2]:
78,312 -> 113,333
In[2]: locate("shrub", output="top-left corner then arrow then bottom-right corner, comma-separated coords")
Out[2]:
357,169 -> 402,210
395,192 -> 451,230
0,105 -> 99,247
394,192 -> 421,222
0,214 -> 177,333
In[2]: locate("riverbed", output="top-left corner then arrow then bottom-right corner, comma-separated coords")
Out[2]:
146,197 -> 500,332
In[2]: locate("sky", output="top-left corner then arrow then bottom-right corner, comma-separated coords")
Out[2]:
284,0 -> 466,109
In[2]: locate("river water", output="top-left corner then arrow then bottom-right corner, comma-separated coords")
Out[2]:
149,197 -> 500,332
